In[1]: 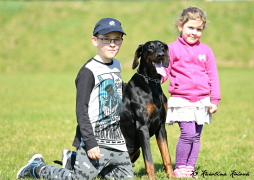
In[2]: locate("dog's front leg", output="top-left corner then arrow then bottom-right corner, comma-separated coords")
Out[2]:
137,125 -> 157,180
155,126 -> 175,179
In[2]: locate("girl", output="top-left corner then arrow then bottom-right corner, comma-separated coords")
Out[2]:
161,6 -> 221,178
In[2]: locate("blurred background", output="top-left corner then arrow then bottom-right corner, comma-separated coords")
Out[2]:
0,1 -> 253,73
0,1 -> 253,179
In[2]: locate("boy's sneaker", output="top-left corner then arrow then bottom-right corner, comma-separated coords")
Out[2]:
17,154 -> 46,179
62,149 -> 76,170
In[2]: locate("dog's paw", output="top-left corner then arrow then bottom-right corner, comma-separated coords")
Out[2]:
167,173 -> 176,179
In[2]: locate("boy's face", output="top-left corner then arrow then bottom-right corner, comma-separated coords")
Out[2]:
92,31 -> 123,63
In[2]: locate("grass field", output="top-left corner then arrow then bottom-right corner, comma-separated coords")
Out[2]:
0,1 -> 254,72
1,68 -> 253,179
0,1 -> 254,180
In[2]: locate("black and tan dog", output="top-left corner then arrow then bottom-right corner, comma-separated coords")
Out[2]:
120,41 -> 175,179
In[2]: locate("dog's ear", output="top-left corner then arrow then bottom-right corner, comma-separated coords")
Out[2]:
162,42 -> 169,68
132,44 -> 143,69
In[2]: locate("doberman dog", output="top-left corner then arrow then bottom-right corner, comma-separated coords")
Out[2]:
120,41 -> 175,179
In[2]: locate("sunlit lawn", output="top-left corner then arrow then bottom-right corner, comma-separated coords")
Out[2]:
0,1 -> 253,179
0,68 -> 253,179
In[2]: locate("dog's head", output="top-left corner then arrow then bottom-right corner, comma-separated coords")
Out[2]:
132,41 -> 169,73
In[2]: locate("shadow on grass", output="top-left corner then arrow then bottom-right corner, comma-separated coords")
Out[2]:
134,163 -> 176,177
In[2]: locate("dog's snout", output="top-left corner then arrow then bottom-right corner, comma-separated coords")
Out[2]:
157,51 -> 165,58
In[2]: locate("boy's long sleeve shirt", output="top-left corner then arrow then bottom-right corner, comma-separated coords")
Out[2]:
72,58 -> 127,152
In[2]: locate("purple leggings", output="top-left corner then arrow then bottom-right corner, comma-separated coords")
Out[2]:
175,121 -> 203,168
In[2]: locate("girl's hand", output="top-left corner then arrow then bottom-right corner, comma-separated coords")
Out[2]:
209,104 -> 218,114
87,146 -> 100,160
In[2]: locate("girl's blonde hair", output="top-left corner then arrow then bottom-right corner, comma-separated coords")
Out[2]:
175,6 -> 207,30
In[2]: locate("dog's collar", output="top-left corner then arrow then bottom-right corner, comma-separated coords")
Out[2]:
136,72 -> 161,84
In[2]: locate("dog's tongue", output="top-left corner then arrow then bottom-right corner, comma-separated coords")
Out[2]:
155,62 -> 166,76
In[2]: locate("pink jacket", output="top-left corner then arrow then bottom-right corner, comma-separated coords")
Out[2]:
162,37 -> 221,106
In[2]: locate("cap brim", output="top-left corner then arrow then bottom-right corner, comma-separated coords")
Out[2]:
97,28 -> 126,35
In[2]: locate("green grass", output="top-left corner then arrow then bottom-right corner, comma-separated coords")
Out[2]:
0,1 -> 254,179
0,68 -> 253,179
0,1 -> 254,73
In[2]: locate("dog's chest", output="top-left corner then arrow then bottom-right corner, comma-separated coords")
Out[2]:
150,85 -> 163,107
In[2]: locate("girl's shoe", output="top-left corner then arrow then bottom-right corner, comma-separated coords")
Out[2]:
185,166 -> 198,178
174,165 -> 198,178
174,165 -> 187,178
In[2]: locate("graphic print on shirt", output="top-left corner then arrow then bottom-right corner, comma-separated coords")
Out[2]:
199,54 -> 206,61
94,72 -> 125,145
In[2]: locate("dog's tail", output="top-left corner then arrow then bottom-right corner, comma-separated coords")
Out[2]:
53,160 -> 63,166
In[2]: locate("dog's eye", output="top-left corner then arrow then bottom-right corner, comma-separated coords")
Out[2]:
158,43 -> 163,48
148,45 -> 154,50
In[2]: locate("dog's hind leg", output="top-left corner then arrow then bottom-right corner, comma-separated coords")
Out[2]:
156,126 -> 175,179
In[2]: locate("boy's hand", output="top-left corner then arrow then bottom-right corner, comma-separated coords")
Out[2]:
209,104 -> 218,114
87,146 -> 100,160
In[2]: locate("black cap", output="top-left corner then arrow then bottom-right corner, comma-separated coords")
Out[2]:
93,18 -> 126,36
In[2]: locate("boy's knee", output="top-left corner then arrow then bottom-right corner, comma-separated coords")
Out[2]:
75,162 -> 98,180
74,148 -> 98,179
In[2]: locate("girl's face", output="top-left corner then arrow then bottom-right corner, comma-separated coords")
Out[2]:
178,19 -> 204,45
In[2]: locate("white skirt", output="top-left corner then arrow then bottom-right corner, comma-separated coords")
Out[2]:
166,96 -> 212,125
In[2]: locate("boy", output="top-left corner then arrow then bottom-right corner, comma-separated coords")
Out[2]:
17,18 -> 134,180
